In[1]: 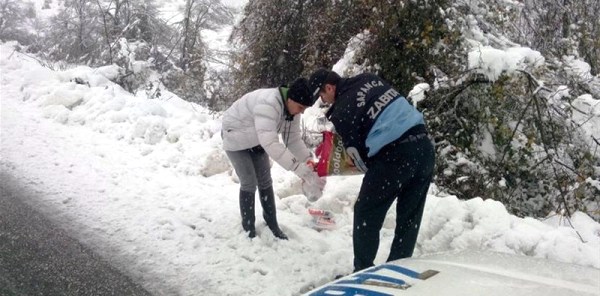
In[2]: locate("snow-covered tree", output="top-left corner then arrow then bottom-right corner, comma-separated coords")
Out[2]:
514,0 -> 600,76
302,0 -> 368,72
230,0 -> 309,97
412,0 -> 600,219
162,0 -> 232,105
0,0 -> 37,45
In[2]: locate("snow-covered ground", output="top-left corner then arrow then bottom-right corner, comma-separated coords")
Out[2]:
1,41 -> 599,295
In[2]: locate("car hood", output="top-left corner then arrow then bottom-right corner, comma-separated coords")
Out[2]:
304,250 -> 600,296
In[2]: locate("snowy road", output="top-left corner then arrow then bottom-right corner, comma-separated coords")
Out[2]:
0,172 -> 151,295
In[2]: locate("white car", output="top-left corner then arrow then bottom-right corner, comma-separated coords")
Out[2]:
304,251 -> 600,296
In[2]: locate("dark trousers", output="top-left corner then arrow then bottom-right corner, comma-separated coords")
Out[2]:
353,135 -> 435,271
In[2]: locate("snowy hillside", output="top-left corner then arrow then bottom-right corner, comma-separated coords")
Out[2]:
1,41 -> 599,295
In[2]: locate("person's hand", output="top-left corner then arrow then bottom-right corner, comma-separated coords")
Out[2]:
345,156 -> 355,167
295,164 -> 325,187
312,176 -> 326,190
304,173 -> 326,201
306,159 -> 317,170
295,163 -> 326,201
294,163 -> 316,180
302,180 -> 323,202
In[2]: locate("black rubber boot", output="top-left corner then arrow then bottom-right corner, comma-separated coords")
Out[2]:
259,186 -> 288,240
239,190 -> 256,238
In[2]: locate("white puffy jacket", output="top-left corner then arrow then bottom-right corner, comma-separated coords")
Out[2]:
222,87 -> 311,171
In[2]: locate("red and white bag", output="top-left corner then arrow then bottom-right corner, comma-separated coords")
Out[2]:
315,131 -> 362,177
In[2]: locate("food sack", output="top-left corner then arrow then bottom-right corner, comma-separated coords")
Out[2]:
314,131 -> 361,177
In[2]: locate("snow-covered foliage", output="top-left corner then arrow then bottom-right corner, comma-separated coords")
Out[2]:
0,0 -> 238,110
467,46 -> 544,81
327,0 -> 600,220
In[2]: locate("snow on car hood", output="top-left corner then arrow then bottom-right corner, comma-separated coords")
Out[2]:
304,250 -> 600,296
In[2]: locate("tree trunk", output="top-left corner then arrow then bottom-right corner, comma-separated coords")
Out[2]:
180,0 -> 195,71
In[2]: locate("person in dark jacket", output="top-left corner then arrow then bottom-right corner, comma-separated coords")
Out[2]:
308,69 -> 435,271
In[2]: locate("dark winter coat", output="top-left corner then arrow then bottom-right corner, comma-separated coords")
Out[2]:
325,73 -> 417,171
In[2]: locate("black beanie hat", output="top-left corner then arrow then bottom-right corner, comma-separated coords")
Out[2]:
288,77 -> 314,107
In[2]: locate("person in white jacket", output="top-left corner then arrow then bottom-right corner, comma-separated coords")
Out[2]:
222,78 -> 325,239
